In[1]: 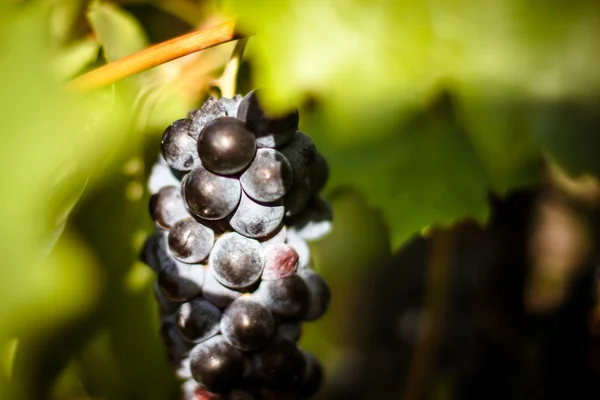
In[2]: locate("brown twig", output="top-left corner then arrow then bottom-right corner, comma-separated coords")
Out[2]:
402,228 -> 455,400
68,21 -> 239,92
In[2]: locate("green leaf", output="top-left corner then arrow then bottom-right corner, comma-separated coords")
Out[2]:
50,38 -> 99,81
88,2 -> 148,62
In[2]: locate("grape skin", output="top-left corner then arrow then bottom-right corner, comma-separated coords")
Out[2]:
285,229 -> 311,269
168,217 -> 215,264
308,151 -> 329,196
275,320 -> 302,342
148,155 -> 182,194
149,186 -> 189,230
299,351 -> 324,399
188,96 -> 242,140
283,176 -> 311,217
298,268 -> 331,321
178,298 -> 222,343
202,268 -> 243,309
221,297 -> 275,351
251,337 -> 306,389
183,166 -> 241,220
161,119 -> 201,171
279,131 -> 317,183
262,243 -> 299,281
237,89 -> 299,149
209,232 -> 265,290
157,258 -> 205,302
240,148 -> 293,203
255,274 -> 310,318
228,192 -> 284,239
190,335 -> 245,394
286,195 -> 333,241
197,117 -> 256,175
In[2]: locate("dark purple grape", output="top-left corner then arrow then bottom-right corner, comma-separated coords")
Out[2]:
274,320 -> 302,342
157,260 -> 205,303
255,274 -> 310,318
188,96 -> 242,139
299,351 -> 323,399
298,269 -> 331,321
279,131 -> 317,183
161,119 -> 200,171
308,151 -> 329,196
208,232 -> 264,290
190,335 -> 245,394
237,89 -> 299,149
286,196 -> 333,241
149,186 -> 189,230
221,297 -> 275,351
182,166 -> 241,220
283,176 -> 311,217
251,337 -> 306,389
262,243 -> 298,281
240,148 -> 293,203
228,192 -> 284,239
168,217 -> 215,264
178,298 -> 222,343
202,269 -> 242,309
161,320 -> 194,367
197,117 -> 256,175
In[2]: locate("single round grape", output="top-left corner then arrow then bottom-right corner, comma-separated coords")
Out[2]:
221,297 -> 275,351
182,166 -> 241,220
161,119 -> 200,171
157,257 -> 205,302
177,298 -> 222,343
279,131 -> 317,183
228,192 -> 284,239
240,148 -> 293,203
209,232 -> 264,290
262,243 -> 298,281
188,96 -> 242,139
202,268 -> 242,309
287,196 -> 333,241
168,217 -> 215,264
197,116 -> 256,175
255,274 -> 310,318
283,176 -> 311,217
190,335 -> 245,394
237,89 -> 299,149
275,320 -> 302,342
251,337 -> 306,389
299,351 -> 323,399
161,321 -> 194,379
298,269 -> 331,321
285,229 -> 311,269
149,186 -> 189,230
308,151 -> 329,196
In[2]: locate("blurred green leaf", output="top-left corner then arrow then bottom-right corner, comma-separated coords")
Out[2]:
51,38 -> 100,82
88,1 -> 148,62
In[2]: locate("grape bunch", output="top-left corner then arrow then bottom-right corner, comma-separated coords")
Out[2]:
141,90 -> 332,400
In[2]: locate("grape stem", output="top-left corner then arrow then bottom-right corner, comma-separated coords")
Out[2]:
210,38 -> 249,98
68,21 -> 240,92
402,228 -> 454,400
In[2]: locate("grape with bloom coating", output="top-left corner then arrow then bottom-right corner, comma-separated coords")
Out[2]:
255,274 -> 310,318
198,117 -> 256,175
240,148 -> 293,203
161,119 -> 200,171
149,186 -> 189,230
228,192 -> 284,239
202,268 -> 242,309
221,297 -> 275,351
262,243 -> 298,281
190,335 -> 245,394
157,260 -> 205,302
299,351 -> 324,398
177,298 -> 221,343
237,89 -> 299,149
252,337 -> 306,389
298,269 -> 331,321
183,166 -> 241,220
209,232 -> 265,290
168,217 -> 215,264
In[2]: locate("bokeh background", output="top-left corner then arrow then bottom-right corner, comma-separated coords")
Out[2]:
1,0 -> 600,399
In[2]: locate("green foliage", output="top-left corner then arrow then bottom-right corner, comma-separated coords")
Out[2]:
1,0 -> 600,399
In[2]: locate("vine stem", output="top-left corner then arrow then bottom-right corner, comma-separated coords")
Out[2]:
68,21 -> 239,92
402,228 -> 455,400
210,38 -> 248,98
